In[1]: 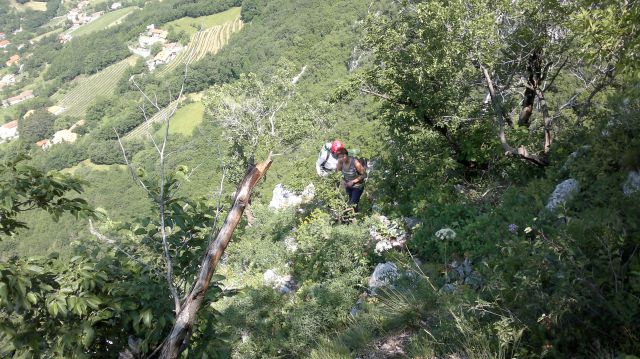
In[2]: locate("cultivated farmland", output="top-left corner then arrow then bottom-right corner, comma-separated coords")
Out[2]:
123,99 -> 181,140
56,57 -> 134,117
156,17 -> 243,76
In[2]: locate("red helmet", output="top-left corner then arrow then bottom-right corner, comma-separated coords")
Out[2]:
331,140 -> 345,154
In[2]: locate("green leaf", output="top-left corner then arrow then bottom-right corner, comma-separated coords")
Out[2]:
85,296 -> 102,309
26,265 -> 44,274
82,326 -> 95,348
141,309 -> 152,327
210,274 -> 225,282
26,292 -> 37,304
0,282 -> 7,299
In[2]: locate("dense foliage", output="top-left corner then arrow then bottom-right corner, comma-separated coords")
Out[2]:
0,0 -> 639,357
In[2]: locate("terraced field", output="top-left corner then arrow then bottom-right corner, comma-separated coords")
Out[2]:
56,58 -> 134,117
123,99 -> 181,140
157,17 -> 243,76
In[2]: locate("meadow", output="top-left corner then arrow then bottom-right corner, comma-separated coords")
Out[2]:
162,6 -> 241,36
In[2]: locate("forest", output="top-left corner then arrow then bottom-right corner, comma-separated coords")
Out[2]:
0,0 -> 639,357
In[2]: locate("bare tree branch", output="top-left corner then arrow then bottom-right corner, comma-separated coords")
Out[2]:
480,63 -> 548,166
158,153 -> 274,359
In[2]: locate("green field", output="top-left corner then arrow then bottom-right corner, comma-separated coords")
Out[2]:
162,6 -> 241,36
157,17 -> 243,75
55,57 -> 134,117
155,101 -> 205,136
68,7 -> 137,37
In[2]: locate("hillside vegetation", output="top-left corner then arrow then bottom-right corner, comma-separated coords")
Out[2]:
0,0 -> 639,357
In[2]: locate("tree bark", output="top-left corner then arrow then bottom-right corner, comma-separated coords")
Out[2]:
157,153 -> 273,358
480,63 -> 548,167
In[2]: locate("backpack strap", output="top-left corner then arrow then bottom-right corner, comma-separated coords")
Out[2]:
322,143 -> 331,166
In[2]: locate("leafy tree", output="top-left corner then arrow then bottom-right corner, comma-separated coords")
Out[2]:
0,154 -> 92,236
358,0 -> 623,169
17,109 -> 55,144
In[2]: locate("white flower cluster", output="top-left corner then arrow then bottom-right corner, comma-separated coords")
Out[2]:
435,227 -> 456,240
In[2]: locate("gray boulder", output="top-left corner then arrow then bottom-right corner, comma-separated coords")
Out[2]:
623,171 -> 640,196
546,179 -> 579,211
268,183 -> 315,210
368,262 -> 399,292
284,236 -> 298,253
263,269 -> 296,294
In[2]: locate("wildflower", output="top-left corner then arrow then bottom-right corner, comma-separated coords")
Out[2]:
508,223 -> 518,234
435,227 -> 456,240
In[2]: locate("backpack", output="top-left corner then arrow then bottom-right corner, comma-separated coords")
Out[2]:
357,157 -> 368,170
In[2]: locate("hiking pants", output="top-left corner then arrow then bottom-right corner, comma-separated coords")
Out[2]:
346,186 -> 364,212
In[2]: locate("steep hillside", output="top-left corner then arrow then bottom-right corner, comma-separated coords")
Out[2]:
0,0 -> 638,357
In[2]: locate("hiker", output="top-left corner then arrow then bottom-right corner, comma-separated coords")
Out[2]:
336,148 -> 367,212
315,140 -> 344,176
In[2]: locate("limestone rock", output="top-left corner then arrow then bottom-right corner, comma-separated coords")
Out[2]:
545,179 -> 579,211
268,183 -> 315,210
284,236 -> 298,253
623,171 -> 640,196
263,269 -> 296,294
368,262 -> 399,292
369,215 -> 407,255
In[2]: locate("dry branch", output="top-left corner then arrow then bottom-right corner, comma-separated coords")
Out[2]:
157,153 -> 273,359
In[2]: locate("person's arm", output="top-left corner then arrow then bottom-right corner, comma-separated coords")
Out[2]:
347,159 -> 367,186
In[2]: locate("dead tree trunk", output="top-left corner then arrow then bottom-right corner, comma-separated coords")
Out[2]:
158,153 -> 273,358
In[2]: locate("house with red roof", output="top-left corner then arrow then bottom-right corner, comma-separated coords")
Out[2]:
2,90 -> 34,107
36,139 -> 51,150
6,54 -> 20,67
0,40 -> 10,49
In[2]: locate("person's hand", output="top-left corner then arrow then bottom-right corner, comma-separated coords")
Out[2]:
345,180 -> 353,188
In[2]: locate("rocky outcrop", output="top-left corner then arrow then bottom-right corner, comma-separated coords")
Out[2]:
263,269 -> 296,294
368,262 -> 399,292
268,183 -> 315,210
369,215 -> 408,255
441,258 -> 482,293
545,179 -> 579,211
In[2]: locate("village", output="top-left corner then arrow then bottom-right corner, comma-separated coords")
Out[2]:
0,2 -> 181,149
129,24 -> 183,71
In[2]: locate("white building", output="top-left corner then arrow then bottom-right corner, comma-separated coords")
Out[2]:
111,2 -> 122,9
0,74 -> 16,86
52,129 -> 78,145
0,120 -> 18,141
146,43 -> 182,70
47,105 -> 66,115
